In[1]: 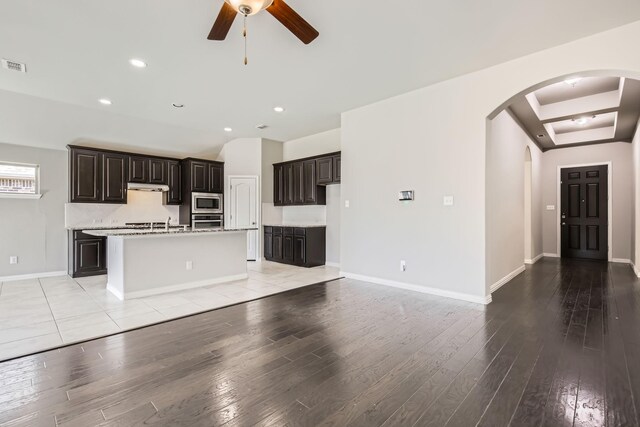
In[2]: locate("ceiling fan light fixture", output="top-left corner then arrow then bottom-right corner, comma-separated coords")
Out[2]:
224,0 -> 273,15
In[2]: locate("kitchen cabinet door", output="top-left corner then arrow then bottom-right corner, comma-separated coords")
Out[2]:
273,234 -> 283,260
316,157 -> 333,185
333,155 -> 341,183
149,159 -> 168,184
264,231 -> 273,259
208,163 -> 224,193
283,235 -> 294,263
293,161 -> 305,205
293,236 -> 306,266
167,160 -> 182,205
190,161 -> 208,192
273,164 -> 284,206
303,160 -> 317,204
70,148 -> 102,203
102,152 -> 127,203
129,156 -> 148,183
283,163 -> 294,205
72,236 -> 107,277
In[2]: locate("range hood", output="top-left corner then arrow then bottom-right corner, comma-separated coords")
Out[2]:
127,183 -> 169,192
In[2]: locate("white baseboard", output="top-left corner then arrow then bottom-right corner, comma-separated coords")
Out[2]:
490,265 -> 526,294
325,262 -> 341,268
543,253 -> 560,258
0,270 -> 67,283
108,273 -> 249,300
524,253 -> 544,265
340,272 -> 491,305
611,258 -> 631,264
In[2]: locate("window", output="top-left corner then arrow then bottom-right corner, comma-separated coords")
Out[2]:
0,162 -> 40,198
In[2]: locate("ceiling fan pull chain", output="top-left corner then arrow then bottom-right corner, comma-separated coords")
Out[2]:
243,14 -> 248,65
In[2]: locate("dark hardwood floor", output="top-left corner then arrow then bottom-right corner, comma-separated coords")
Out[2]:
0,258 -> 639,426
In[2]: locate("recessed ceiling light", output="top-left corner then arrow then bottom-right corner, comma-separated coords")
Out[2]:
172,103 -> 184,108
129,58 -> 147,68
224,127 -> 233,132
564,77 -> 582,86
273,106 -> 285,113
573,117 -> 589,125
98,98 -> 112,105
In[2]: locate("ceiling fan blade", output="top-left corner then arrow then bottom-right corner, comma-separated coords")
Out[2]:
266,0 -> 319,44
208,2 -> 237,40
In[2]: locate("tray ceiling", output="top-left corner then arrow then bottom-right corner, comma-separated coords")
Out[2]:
508,76 -> 640,151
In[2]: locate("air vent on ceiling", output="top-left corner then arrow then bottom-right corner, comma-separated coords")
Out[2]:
1,59 -> 27,73
256,124 -> 268,130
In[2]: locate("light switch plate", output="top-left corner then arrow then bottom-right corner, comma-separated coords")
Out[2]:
345,200 -> 350,208
443,196 -> 454,206
546,205 -> 555,211
9,256 -> 18,265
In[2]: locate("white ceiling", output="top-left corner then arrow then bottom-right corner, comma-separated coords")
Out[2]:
2,0 -> 640,157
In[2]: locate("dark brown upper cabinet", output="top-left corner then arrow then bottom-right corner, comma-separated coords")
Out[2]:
128,156 -> 148,183
333,155 -> 341,183
303,160 -> 318,204
283,163 -> 294,205
68,146 -> 216,206
273,152 -> 338,206
292,162 -> 305,205
148,159 -> 168,185
70,148 -> 102,203
167,160 -> 182,205
316,157 -> 333,185
189,161 -> 209,193
182,159 -> 224,194
102,152 -> 128,203
274,164 -> 284,206
209,163 -> 224,194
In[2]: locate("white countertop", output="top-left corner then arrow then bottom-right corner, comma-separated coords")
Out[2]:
83,227 -> 257,237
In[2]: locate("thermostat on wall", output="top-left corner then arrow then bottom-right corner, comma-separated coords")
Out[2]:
399,191 -> 414,201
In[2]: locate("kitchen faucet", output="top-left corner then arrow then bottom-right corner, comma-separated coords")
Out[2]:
166,216 -> 171,231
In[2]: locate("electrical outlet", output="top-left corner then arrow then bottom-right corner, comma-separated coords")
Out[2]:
186,261 -> 193,270
9,256 -> 18,265
400,260 -> 406,272
443,196 -> 454,206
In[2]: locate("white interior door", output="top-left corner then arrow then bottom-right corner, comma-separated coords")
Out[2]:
229,176 -> 258,261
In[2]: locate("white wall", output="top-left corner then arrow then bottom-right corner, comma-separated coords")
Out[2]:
486,111 -> 543,289
0,142 -> 67,278
341,20 -> 640,303
282,128 -> 342,265
541,142 -> 633,260
632,123 -> 640,271
282,128 -> 341,161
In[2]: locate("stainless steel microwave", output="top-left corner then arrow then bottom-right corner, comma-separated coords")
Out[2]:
192,192 -> 223,214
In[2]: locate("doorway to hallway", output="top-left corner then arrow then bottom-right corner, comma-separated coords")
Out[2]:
560,164 -> 608,260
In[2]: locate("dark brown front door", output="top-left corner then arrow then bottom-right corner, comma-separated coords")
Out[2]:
561,165 -> 608,260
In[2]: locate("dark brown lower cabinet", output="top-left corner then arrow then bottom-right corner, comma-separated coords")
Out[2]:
68,230 -> 107,278
264,226 -> 326,267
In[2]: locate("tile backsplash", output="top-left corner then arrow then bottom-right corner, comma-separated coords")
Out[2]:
65,191 -> 180,228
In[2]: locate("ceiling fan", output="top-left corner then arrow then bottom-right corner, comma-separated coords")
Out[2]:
207,0 -> 319,45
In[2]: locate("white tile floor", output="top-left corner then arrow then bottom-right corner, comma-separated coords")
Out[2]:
0,261 -> 340,361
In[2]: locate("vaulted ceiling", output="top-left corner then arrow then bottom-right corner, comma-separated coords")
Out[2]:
509,76 -> 640,151
2,1 -> 640,157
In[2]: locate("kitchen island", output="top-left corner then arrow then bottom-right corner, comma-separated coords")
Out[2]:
84,228 -> 255,300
